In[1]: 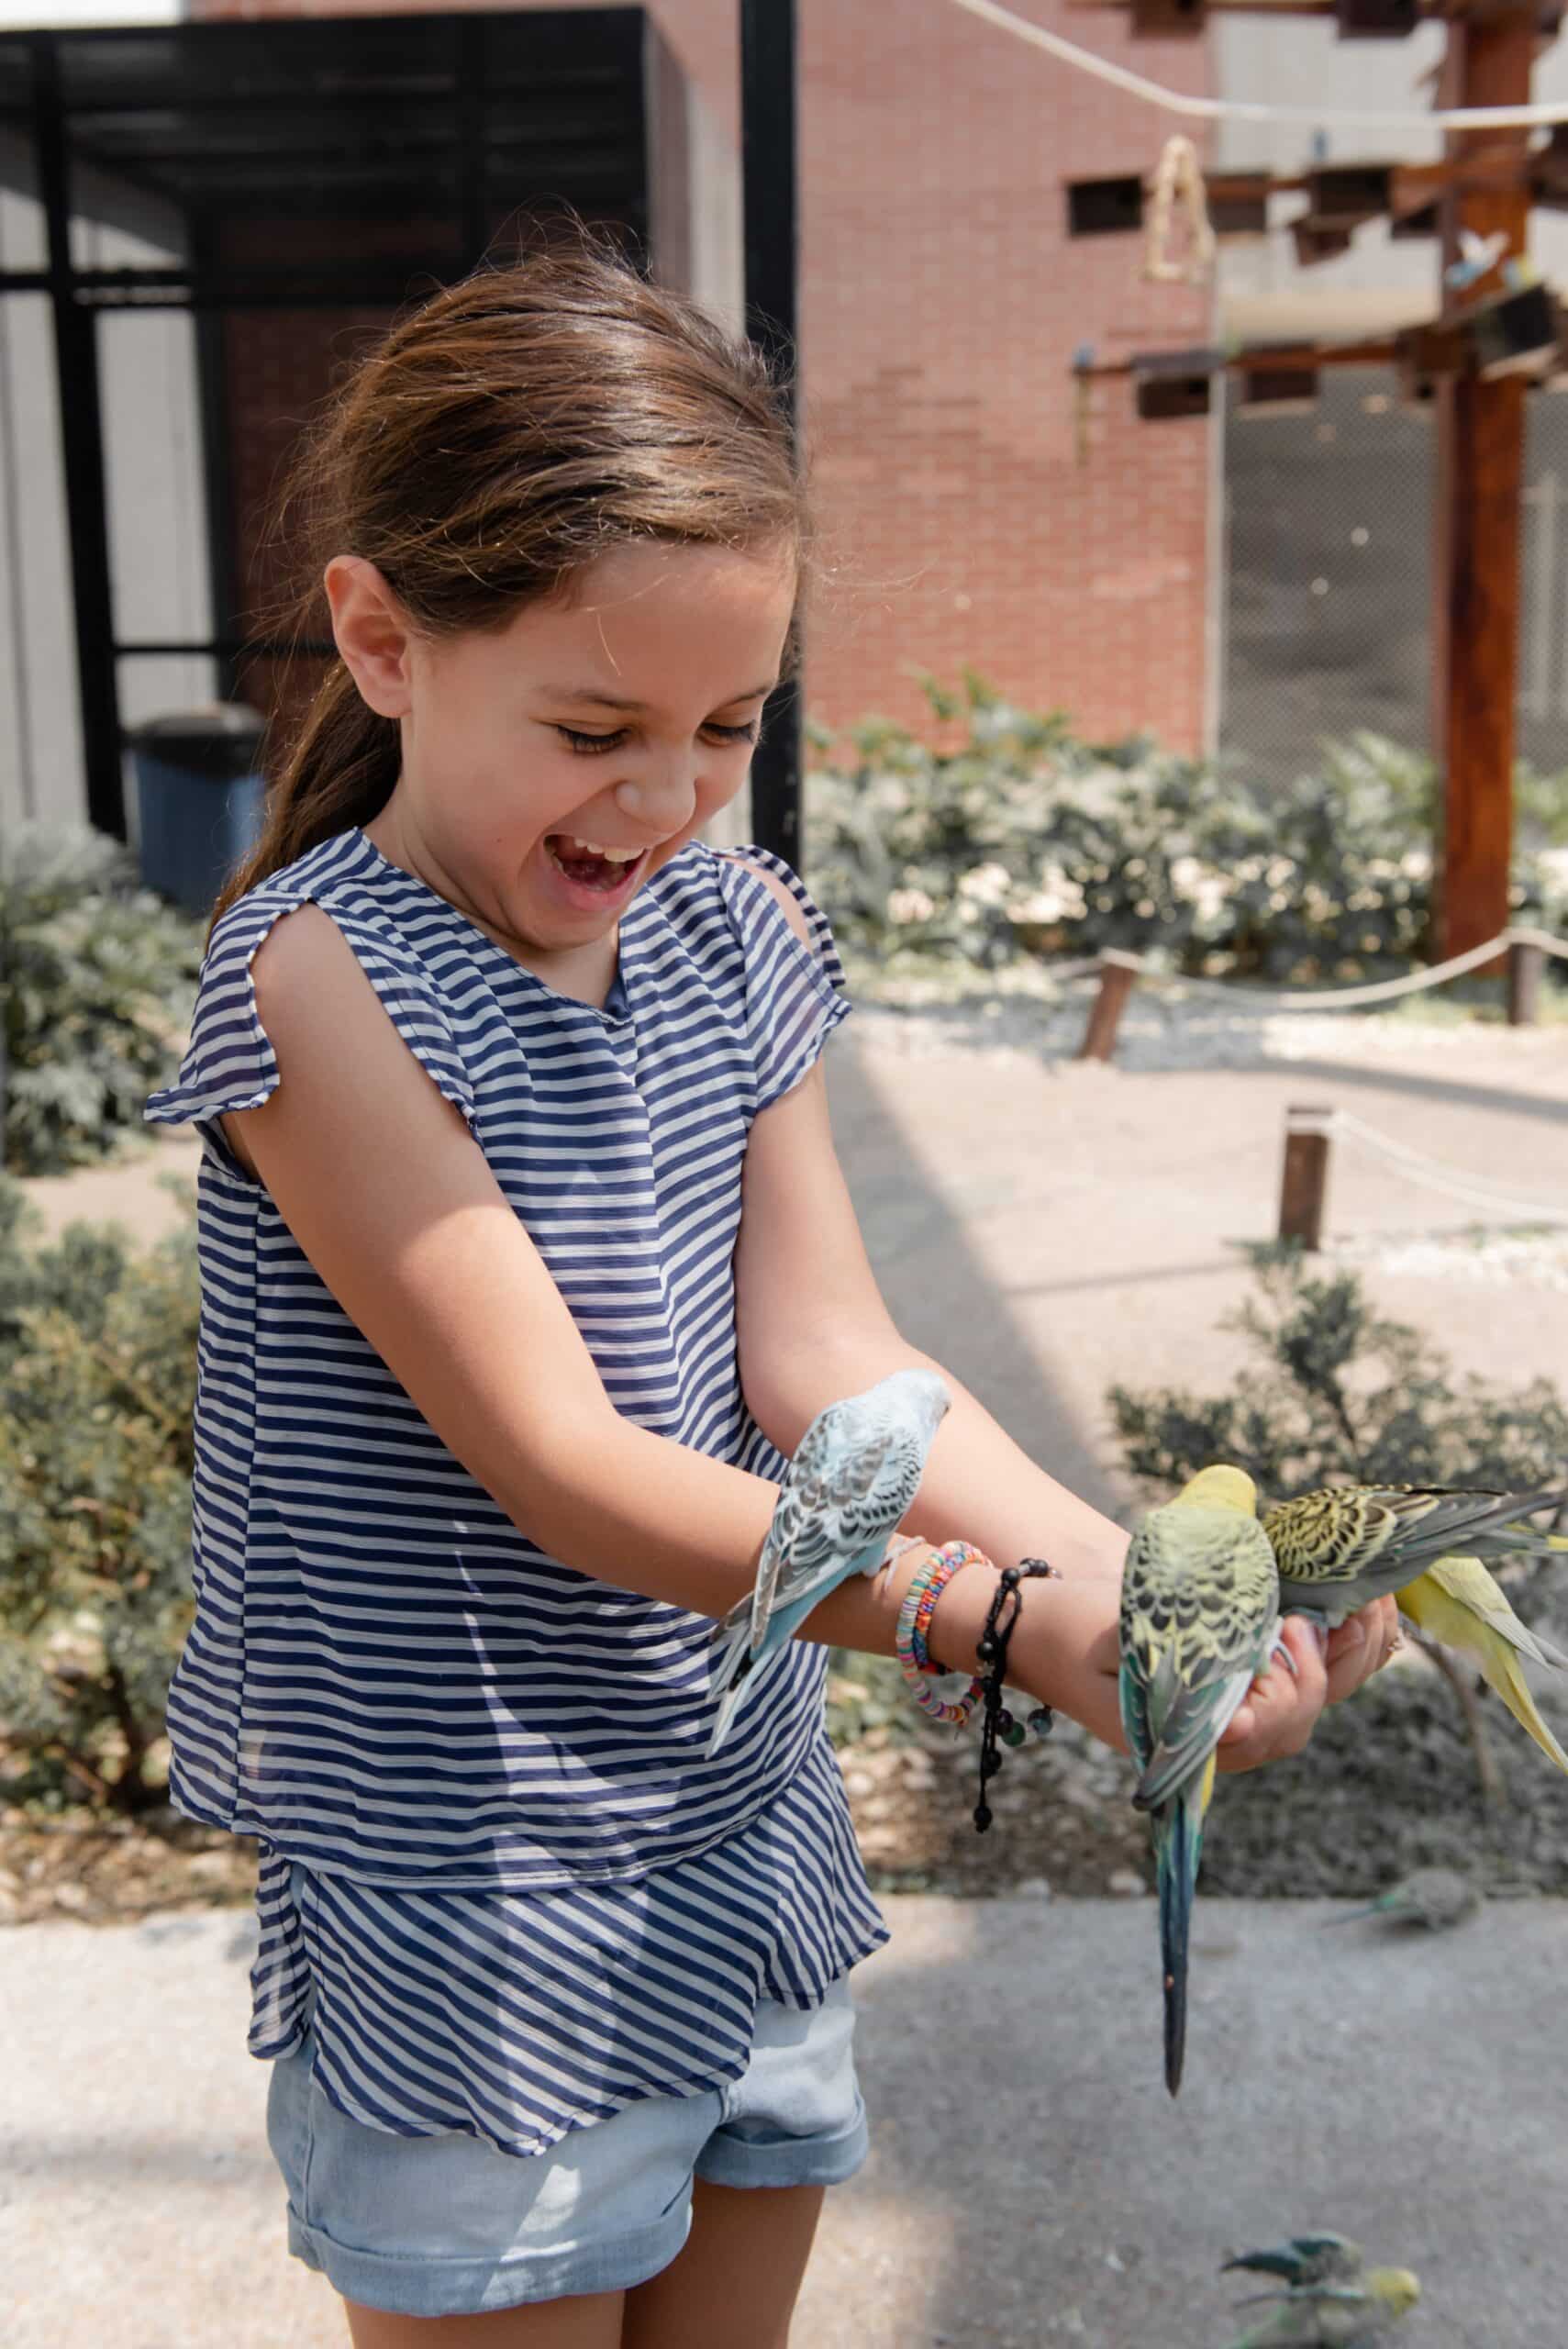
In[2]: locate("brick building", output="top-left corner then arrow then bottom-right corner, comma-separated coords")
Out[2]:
191,0 -> 1218,752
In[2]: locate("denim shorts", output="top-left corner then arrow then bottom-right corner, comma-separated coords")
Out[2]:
265,1979 -> 869,2318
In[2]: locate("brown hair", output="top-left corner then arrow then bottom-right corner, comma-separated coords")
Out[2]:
209,239 -> 805,934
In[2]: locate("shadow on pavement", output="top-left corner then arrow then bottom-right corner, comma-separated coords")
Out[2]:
1167,1052 -> 1568,1129
829,1041 -> 1122,1519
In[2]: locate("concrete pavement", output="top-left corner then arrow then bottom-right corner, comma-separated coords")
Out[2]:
4,1893 -> 1563,2347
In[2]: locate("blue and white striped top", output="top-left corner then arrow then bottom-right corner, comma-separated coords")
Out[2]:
145,826 -> 888,2157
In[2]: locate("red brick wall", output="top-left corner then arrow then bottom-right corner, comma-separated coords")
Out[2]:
195,0 -> 1212,750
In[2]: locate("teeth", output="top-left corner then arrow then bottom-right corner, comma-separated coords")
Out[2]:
567,837 -> 639,863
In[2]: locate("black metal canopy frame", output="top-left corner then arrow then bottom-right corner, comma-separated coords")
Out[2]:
0,1 -> 801,864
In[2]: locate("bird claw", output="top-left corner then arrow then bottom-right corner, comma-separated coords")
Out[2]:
1269,1630 -> 1301,1678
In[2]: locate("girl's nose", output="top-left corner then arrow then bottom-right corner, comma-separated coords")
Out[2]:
615,762 -> 696,836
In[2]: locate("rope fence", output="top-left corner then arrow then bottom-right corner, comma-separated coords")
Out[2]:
1074,927 -> 1565,1062
948,0 -> 1568,132
1279,1104 -> 1568,1246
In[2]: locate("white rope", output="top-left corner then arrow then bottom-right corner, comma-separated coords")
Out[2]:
1291,1108 -> 1568,1224
1144,134 -> 1217,283
949,0 -> 1568,130
1075,925 -> 1566,1011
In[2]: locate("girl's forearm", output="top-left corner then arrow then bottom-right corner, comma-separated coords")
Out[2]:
745,1335 -> 1133,1743
504,1338 -> 1129,1742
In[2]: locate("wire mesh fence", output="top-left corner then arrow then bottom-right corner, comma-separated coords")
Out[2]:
1218,362 -> 1568,788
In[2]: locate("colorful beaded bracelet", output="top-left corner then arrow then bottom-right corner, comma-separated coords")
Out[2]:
895,1541 -> 991,1726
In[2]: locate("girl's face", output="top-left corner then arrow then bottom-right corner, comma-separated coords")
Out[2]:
337,539 -> 796,988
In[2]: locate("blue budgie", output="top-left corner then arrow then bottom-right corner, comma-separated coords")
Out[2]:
705,1367 -> 951,1756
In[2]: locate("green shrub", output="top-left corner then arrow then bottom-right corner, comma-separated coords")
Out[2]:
1,824 -> 204,1174
806,682 -> 1568,982
1111,1240 -> 1568,1507
0,1176 -> 198,1812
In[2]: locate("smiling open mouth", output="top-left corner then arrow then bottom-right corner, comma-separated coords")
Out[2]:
545,836 -> 645,891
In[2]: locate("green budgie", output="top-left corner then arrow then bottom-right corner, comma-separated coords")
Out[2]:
1262,1482 -> 1568,1629
1328,1865 -> 1481,1932
1223,2234 -> 1365,2290
1119,1464 -> 1284,2096
1221,2266 -> 1420,2346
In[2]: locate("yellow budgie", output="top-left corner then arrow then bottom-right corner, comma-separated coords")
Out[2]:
1118,1464 -> 1284,2096
1396,1553 -> 1568,1776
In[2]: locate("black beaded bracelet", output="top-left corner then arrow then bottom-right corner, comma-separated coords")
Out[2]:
973,1558 -> 1058,1834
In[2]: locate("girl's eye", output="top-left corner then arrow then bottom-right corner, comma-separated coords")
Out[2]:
555,721 -> 762,754
557,728 -> 627,755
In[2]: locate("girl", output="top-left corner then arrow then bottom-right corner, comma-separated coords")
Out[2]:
146,247 -> 1395,2349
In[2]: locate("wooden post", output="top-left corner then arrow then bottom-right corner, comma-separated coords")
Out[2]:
1279,1106 -> 1333,1251
1077,952 -> 1140,1061
1507,936 -> 1545,1025
1431,13 -> 1535,961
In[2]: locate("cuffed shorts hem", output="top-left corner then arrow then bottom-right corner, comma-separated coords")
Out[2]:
693,2095 -> 870,2191
284,2199 -> 693,2318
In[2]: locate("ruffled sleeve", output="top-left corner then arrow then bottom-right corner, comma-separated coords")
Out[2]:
714,847 -> 852,1112
144,885 -> 477,1183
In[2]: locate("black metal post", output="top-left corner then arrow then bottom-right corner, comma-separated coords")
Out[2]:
31,35 -> 127,841
740,0 -> 802,870
190,220 -> 242,707
457,17 -> 491,269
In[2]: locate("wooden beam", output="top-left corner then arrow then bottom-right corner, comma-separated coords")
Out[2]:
1431,12 -> 1535,959
1082,336 -> 1404,383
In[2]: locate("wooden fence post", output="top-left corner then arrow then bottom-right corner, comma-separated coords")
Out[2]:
1279,1106 -> 1333,1251
1077,951 -> 1141,1063
1507,936 -> 1544,1026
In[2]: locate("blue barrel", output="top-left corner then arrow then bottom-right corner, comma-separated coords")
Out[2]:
132,704 -> 267,917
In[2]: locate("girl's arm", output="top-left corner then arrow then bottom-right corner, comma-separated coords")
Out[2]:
231,904 -> 1391,1759
730,874 -> 1398,1758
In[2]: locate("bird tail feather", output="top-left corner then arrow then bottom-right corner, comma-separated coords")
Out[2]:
1324,1894 -> 1394,1927
1482,1642 -> 1568,1776
706,1609 -> 751,1702
1154,1765 -> 1208,2098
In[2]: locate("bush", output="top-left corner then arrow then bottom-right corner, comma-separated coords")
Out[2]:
806,680 -> 1568,982
1110,1240 -> 1568,1508
0,1177 -> 198,1812
1,824 -> 204,1174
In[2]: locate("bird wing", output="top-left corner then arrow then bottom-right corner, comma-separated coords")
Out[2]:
750,1405 -> 929,1645
1412,1553 -> 1568,1671
1269,1485 -> 1568,1611
1120,1504 -> 1280,1810
1400,1558 -> 1568,1776
1224,2237 -> 1364,2289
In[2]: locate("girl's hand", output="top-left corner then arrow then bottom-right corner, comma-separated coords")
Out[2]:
994,1574 -> 1401,1768
1215,1595 -> 1401,1773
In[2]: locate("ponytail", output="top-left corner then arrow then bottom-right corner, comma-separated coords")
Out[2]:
207,662 -> 398,940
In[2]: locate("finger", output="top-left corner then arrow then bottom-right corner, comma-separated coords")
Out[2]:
1250,1619 -> 1329,1759
1220,1619 -> 1328,1766
1325,1598 -> 1397,1702
1323,1613 -> 1370,1702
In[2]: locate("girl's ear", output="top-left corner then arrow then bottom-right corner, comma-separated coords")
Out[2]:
325,556 -> 414,718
